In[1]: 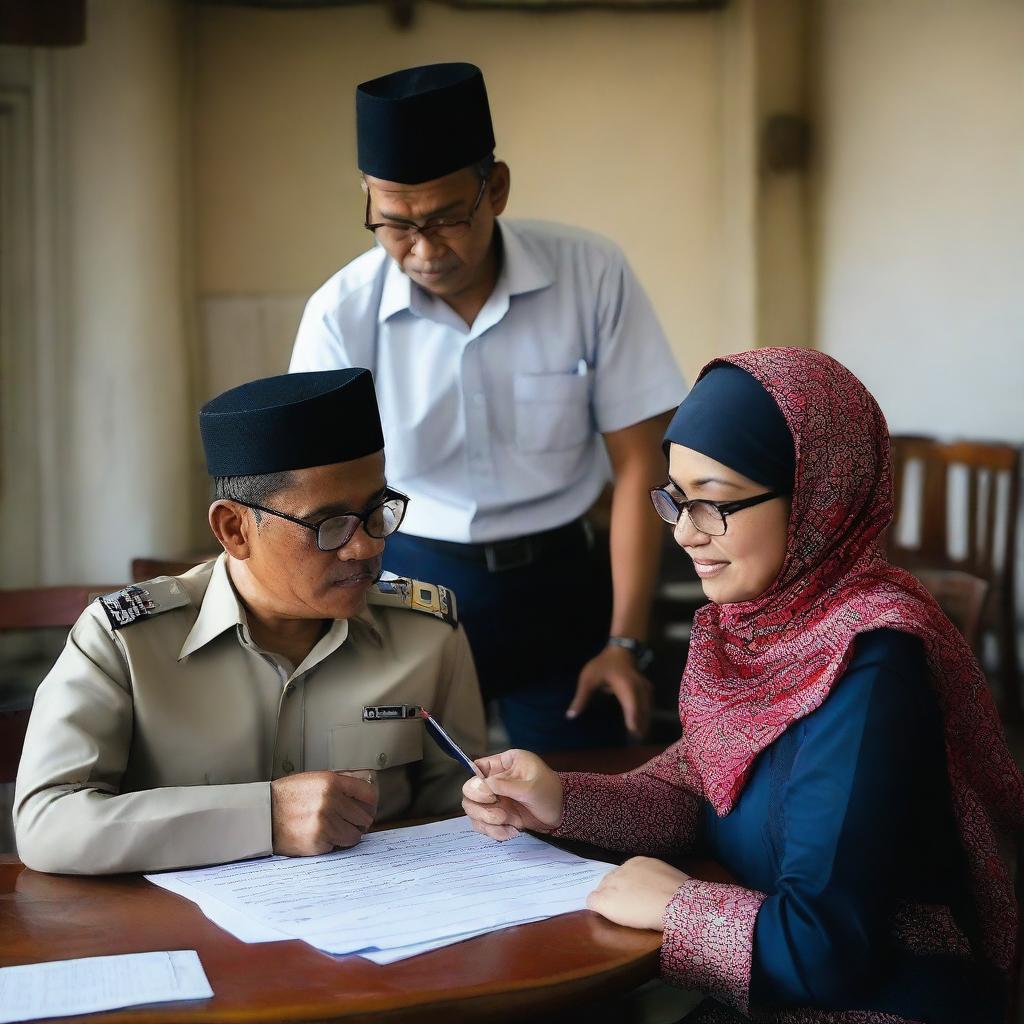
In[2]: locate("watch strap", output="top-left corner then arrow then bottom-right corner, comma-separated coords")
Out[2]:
608,635 -> 654,672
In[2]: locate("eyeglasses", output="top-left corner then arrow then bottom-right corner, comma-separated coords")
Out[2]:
228,489 -> 409,552
649,487 -> 781,537
363,174 -> 489,244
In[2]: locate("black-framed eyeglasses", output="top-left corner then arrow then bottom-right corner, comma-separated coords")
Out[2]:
363,174 -> 489,243
649,487 -> 781,537
228,489 -> 409,552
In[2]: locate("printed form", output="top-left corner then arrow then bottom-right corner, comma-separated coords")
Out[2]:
0,951 -> 213,1024
147,817 -> 614,962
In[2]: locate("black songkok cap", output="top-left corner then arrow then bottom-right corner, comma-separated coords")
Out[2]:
356,62 -> 495,184
663,364 -> 795,493
200,369 -> 384,477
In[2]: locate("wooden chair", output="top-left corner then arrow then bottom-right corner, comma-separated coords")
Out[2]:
131,554 -> 217,583
0,584 -> 120,784
890,436 -> 1022,715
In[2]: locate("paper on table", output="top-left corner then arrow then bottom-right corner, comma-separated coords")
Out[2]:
160,872 -> 549,963
152,875 -> 291,944
147,817 -> 613,958
172,884 -> 544,965
0,950 -> 213,1024
356,916 -> 550,965
153,859 -> 547,960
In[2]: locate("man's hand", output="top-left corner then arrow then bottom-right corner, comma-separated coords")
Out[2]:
462,749 -> 563,842
271,770 -> 378,856
567,644 -> 653,738
587,856 -> 689,931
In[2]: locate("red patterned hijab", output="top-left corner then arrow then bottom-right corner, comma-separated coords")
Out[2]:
677,347 -> 1024,968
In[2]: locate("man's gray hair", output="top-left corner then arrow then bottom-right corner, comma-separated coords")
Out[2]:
213,471 -> 294,524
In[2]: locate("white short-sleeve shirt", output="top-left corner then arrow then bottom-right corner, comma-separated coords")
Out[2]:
290,219 -> 687,543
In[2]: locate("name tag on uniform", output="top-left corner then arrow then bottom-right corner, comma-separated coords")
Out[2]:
362,704 -> 421,721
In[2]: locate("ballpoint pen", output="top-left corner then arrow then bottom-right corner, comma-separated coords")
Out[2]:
416,707 -> 486,779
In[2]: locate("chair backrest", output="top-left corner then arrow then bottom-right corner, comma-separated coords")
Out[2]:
0,584 -> 121,785
0,585 -> 121,632
913,569 -> 989,655
131,555 -> 216,583
889,436 -> 1021,589
890,435 -> 947,561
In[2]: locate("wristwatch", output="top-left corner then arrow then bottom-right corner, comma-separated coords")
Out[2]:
607,635 -> 654,672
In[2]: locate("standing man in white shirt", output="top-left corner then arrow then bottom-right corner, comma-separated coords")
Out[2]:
291,63 -> 686,752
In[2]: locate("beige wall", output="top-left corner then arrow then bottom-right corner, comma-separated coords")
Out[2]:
60,1 -> 195,581
193,3 -> 725,381
754,0 -> 812,350
0,0 -> 195,584
813,0 -> 1024,442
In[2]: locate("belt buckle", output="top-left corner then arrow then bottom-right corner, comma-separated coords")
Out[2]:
484,538 -> 534,573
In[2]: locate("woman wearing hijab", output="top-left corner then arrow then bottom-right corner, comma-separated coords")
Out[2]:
462,347 -> 1023,1023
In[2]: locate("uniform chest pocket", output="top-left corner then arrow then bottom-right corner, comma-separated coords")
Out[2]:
329,720 -> 424,771
513,371 -> 592,453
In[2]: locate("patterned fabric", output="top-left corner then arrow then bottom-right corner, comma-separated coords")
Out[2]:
662,880 -> 767,1013
682,1001 -> 920,1024
889,901 -> 973,959
553,743 -> 702,856
660,888 -> 938,1023
678,346 -> 1024,971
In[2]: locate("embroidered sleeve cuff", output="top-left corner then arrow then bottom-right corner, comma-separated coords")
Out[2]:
552,770 -> 700,855
661,879 -> 767,1013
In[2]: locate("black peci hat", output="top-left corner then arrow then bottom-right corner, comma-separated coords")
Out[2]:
200,369 -> 384,477
356,62 -> 495,184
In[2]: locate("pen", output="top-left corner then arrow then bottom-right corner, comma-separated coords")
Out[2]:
417,707 -> 485,779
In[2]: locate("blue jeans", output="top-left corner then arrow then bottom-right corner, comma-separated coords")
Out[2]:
382,528 -> 625,753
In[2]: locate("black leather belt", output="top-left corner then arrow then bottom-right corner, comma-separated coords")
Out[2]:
406,519 -> 591,573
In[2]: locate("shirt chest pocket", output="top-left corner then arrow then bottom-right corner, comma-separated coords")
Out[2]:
328,720 -> 424,771
513,371 -> 592,453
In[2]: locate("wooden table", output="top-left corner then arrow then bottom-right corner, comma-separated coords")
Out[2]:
0,747 -> 678,1023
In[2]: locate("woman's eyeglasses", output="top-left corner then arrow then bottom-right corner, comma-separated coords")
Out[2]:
227,489 -> 409,552
649,487 -> 780,537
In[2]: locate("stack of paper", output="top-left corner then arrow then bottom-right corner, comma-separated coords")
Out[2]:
0,950 -> 213,1024
146,817 -> 613,964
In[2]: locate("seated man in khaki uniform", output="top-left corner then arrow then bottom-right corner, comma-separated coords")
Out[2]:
14,368 -> 486,875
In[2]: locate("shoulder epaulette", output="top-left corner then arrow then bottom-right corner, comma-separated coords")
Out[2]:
97,578 -> 191,631
369,577 -> 458,629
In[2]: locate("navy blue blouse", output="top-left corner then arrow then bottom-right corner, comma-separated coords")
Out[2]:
698,628 -> 1005,1022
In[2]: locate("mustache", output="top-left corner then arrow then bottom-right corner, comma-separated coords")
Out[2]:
331,556 -> 383,584
411,261 -> 456,274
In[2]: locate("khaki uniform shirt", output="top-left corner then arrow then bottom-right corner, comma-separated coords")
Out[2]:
14,556 -> 485,875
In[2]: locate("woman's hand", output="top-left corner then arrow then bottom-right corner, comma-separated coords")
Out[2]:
462,749 -> 563,841
587,856 -> 690,931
